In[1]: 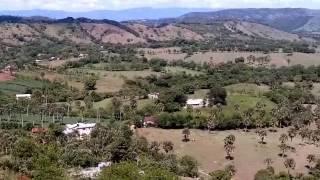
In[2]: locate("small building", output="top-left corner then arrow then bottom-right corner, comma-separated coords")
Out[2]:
185,99 -> 208,109
35,59 -> 43,63
143,116 -> 158,127
148,93 -> 159,100
63,123 -> 96,138
16,94 -> 32,100
79,53 -> 88,58
49,57 -> 56,61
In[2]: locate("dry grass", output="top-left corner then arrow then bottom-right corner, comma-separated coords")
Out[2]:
137,128 -> 319,180
73,69 -> 159,93
18,70 -> 84,90
140,49 -> 320,67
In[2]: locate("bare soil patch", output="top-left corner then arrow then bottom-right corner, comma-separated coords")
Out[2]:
0,73 -> 15,82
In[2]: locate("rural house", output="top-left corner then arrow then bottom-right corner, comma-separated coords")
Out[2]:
63,123 -> 96,138
16,94 -> 32,100
148,93 -> 159,100
185,99 -> 208,109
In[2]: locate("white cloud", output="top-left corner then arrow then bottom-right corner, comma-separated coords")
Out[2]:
0,0 -> 319,11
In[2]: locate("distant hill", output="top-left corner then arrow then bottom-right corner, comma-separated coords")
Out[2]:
0,8 -> 217,21
179,8 -> 320,35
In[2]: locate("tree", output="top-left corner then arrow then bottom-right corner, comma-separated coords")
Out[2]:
279,143 -> 289,158
279,134 -> 289,144
178,155 -> 198,177
288,128 -> 297,142
149,141 -> 161,154
307,154 -> 316,168
207,86 -> 227,106
84,76 -> 97,91
264,158 -> 273,168
182,128 -> 191,142
299,128 -> 311,142
257,129 -> 267,144
162,141 -> 174,153
254,168 -> 275,180
284,158 -> 296,176
224,135 -> 236,160
33,145 -> 66,180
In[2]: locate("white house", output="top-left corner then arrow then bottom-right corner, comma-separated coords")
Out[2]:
185,99 -> 208,109
63,123 -> 96,138
16,94 -> 31,100
148,93 -> 159,100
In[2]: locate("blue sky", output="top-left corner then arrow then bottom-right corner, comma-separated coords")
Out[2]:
0,0 -> 320,11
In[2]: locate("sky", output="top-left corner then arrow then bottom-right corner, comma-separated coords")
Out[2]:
0,0 -> 320,11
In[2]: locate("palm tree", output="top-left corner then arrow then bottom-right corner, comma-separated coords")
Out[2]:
299,128 -> 311,142
224,134 -> 236,160
288,128 -> 297,142
264,158 -> 273,168
284,158 -> 296,177
257,129 -> 267,144
182,128 -> 191,142
162,141 -> 174,153
306,154 -> 316,169
279,134 -> 289,144
279,143 -> 289,158
224,143 -> 235,160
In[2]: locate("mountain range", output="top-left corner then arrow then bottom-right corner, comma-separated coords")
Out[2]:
0,8 -> 217,21
178,8 -> 320,34
0,8 -> 320,47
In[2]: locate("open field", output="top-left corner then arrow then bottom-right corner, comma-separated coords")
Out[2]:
37,57 -> 82,68
140,49 -> 320,67
18,70 -> 84,90
0,76 -> 44,94
137,128 -> 319,180
186,52 -> 320,67
93,97 -> 153,110
19,69 -> 159,93
71,68 -> 159,93
225,83 -> 270,97
165,66 -> 204,76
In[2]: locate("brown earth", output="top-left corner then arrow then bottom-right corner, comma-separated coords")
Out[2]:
0,72 -> 15,82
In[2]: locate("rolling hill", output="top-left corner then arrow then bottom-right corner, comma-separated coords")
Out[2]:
179,8 -> 320,37
0,15 -> 313,47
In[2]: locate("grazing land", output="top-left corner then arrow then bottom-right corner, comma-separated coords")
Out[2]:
137,128 -> 319,180
141,50 -> 320,67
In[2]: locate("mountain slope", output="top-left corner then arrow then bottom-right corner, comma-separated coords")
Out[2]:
0,15 -> 313,47
179,8 -> 320,33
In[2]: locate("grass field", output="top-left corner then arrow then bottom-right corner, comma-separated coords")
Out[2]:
93,98 -> 153,110
225,83 -> 270,97
141,49 -> 320,67
165,66 -> 204,76
137,128 -> 319,180
19,69 -> 159,93
0,76 -> 44,94
69,68 -> 159,93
